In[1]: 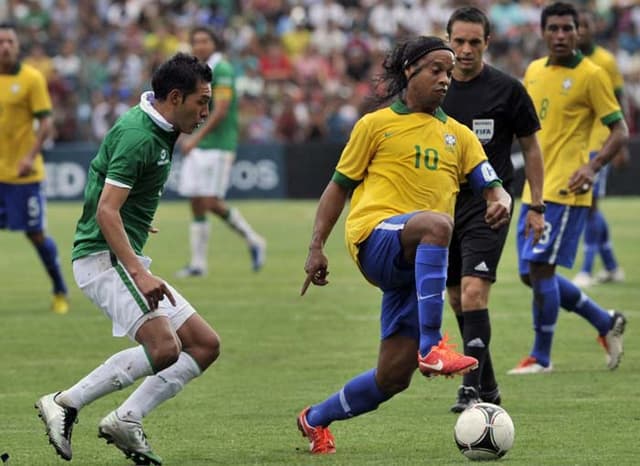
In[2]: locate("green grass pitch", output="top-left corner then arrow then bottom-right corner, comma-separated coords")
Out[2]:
1,198 -> 639,465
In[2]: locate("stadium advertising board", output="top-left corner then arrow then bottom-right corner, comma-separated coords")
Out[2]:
43,143 -> 286,200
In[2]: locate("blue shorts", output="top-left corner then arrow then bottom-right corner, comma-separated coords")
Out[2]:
358,213 -> 420,342
0,182 -> 46,232
590,151 -> 609,199
517,202 -> 588,274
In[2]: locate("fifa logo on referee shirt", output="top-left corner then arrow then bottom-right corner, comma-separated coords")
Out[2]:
472,119 -> 494,144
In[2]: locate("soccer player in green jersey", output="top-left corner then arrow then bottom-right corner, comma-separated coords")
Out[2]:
296,36 -> 512,454
177,26 -> 266,277
35,54 -> 220,465
509,2 -> 628,375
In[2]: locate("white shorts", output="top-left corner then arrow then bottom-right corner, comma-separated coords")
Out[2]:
178,148 -> 235,198
73,251 -> 196,341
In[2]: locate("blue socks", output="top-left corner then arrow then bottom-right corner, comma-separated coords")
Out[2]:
581,212 -> 599,273
581,210 -> 618,273
306,369 -> 392,427
557,275 -> 611,335
35,236 -> 67,294
595,210 -> 618,271
415,244 -> 448,356
530,276 -> 559,367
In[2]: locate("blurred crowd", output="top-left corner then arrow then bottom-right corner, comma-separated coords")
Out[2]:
3,0 -> 640,144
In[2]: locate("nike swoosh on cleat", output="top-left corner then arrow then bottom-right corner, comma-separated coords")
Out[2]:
420,359 -> 444,371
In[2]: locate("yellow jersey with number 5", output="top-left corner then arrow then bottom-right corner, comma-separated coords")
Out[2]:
522,53 -> 622,207
333,99 -> 488,262
0,62 -> 52,183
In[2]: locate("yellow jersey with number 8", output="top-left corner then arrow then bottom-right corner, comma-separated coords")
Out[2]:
522,53 -> 622,207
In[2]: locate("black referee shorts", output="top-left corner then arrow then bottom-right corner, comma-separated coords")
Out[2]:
446,189 -> 513,287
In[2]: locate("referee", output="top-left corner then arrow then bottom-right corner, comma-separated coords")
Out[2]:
441,6 -> 545,412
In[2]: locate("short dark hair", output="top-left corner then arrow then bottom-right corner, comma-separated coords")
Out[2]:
151,53 -> 212,101
541,2 -> 578,31
447,6 -> 491,40
190,26 -> 225,51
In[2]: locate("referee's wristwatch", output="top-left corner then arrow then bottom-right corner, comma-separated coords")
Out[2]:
530,203 -> 546,214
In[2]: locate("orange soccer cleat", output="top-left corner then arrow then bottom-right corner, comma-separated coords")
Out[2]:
418,333 -> 478,378
297,407 -> 336,454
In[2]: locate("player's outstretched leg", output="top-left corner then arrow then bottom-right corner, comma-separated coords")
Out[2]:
98,411 -> 163,465
35,392 -> 78,461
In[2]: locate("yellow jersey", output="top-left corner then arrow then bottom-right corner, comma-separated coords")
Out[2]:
522,53 -> 622,207
583,45 -> 624,153
0,62 -> 52,183
334,100 -> 488,262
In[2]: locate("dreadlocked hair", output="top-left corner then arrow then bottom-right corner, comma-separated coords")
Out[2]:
371,36 -> 454,106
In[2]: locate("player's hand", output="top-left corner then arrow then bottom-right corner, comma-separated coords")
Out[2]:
17,157 -> 35,177
484,198 -> 511,230
301,247 -> 329,296
568,164 -> 595,194
524,211 -> 545,245
133,272 -> 176,310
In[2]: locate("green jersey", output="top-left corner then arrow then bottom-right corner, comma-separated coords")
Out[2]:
72,93 -> 179,260
198,53 -> 238,151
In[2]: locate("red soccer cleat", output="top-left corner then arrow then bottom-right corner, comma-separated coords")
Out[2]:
297,407 -> 336,454
418,333 -> 478,377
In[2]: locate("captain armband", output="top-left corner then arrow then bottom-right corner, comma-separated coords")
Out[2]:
468,161 -> 502,196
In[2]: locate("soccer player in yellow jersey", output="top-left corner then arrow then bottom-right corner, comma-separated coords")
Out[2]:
509,2 -> 628,375
0,22 -> 69,314
296,36 -> 511,454
573,9 -> 627,287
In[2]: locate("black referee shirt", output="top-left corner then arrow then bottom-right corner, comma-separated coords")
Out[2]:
441,64 -> 540,191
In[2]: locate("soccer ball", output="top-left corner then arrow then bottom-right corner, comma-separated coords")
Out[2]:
453,402 -> 514,460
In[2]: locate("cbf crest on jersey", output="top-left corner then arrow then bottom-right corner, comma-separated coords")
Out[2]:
472,119 -> 494,144
444,133 -> 457,152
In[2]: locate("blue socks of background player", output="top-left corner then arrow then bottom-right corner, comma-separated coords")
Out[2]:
581,210 -> 619,273
531,276 -> 559,367
557,275 -> 611,335
35,236 -> 67,294
593,210 -> 618,271
581,212 -> 599,274
415,244 -> 448,356
306,369 -> 392,427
